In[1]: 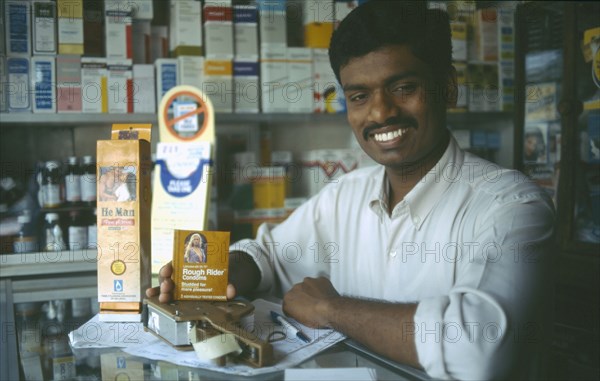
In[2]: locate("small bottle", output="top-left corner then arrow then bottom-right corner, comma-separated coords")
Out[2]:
44,213 -> 66,251
41,161 -> 63,208
13,210 -> 38,254
87,208 -> 97,249
67,211 -> 87,251
64,156 -> 81,205
80,156 -> 97,205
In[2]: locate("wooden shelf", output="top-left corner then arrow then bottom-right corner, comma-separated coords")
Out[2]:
0,111 -> 348,127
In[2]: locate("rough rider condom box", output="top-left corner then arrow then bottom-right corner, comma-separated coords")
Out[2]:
172,230 -> 230,301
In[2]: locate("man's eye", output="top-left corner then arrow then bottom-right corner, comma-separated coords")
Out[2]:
348,93 -> 367,103
393,84 -> 417,94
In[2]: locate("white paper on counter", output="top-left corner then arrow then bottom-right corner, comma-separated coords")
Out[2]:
69,299 -> 346,377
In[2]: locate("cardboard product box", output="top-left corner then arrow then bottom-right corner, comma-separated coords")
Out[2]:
233,60 -> 260,113
57,0 -> 84,55
172,230 -> 230,301
499,61 -> 514,112
150,25 -> 169,62
287,47 -> 313,113
56,54 -> 82,113
472,7 -> 498,62
83,0 -> 105,57
451,62 -> 468,111
203,2 -> 234,60
7,56 -> 31,113
97,124 -> 152,322
304,22 -> 334,49
234,5 -> 258,61
31,56 -> 56,113
81,57 -> 108,113
133,64 -> 155,113
32,1 -> 57,55
170,0 -> 203,57
297,149 -> 359,197
204,59 -> 233,113
260,45 -> 288,113
104,0 -> 133,60
451,21 -> 467,62
467,62 -> 500,112
155,58 -> 178,105
313,48 -> 345,113
0,56 -> 6,113
497,6 -> 515,62
302,0 -> 334,48
5,1 -> 31,56
525,81 -> 560,122
132,20 -> 151,64
107,59 -> 133,114
131,0 -> 153,20
257,0 -> 286,46
178,56 -> 204,93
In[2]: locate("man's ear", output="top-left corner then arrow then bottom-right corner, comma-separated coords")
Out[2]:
445,65 -> 458,108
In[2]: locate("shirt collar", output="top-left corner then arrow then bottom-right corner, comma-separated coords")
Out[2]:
368,135 -> 465,229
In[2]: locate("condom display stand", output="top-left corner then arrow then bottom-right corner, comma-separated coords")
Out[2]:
151,85 -> 215,274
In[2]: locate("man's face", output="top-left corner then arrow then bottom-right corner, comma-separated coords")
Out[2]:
340,45 -> 451,170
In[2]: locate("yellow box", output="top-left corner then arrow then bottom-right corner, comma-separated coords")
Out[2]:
96,124 -> 152,321
172,230 -> 230,301
304,22 -> 334,49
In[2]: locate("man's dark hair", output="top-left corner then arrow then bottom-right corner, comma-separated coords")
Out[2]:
329,1 -> 453,86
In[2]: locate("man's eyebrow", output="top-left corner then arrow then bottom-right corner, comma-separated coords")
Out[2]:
342,71 -> 420,93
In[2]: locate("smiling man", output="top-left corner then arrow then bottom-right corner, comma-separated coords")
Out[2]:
148,1 -> 555,379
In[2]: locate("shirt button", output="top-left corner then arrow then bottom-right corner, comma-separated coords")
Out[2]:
413,216 -> 421,225
390,250 -> 397,258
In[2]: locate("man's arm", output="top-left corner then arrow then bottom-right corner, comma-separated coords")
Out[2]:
283,277 -> 421,369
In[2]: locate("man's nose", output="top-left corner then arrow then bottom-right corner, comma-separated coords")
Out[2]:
368,91 -> 397,125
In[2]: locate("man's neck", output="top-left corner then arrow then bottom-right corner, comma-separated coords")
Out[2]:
386,131 -> 450,214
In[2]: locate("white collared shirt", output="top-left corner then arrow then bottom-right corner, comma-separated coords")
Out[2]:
232,135 -> 555,379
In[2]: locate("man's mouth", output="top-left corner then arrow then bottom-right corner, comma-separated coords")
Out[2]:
362,117 -> 418,141
372,127 -> 410,142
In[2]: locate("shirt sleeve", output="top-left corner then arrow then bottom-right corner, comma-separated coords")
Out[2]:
413,194 -> 555,380
229,189 -> 334,297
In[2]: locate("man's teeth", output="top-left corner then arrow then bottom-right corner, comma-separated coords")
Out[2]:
373,128 -> 407,142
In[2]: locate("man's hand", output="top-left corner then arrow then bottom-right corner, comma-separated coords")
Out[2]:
282,276 -> 340,328
145,261 -> 238,301
145,252 -> 260,303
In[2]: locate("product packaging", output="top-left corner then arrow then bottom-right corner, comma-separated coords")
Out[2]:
172,230 -> 230,301
96,124 -> 152,322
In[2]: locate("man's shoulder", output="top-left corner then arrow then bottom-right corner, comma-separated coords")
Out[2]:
459,152 -> 550,205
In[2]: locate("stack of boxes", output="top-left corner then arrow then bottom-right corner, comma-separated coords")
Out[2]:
0,0 -> 363,115
430,1 -> 516,162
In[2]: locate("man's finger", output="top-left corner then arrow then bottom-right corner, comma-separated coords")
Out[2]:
146,286 -> 159,297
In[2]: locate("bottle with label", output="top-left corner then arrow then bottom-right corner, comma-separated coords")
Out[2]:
64,156 -> 81,205
87,208 -> 97,249
41,161 -> 63,208
80,156 -> 97,205
44,213 -> 66,251
67,210 -> 87,251
13,210 -> 38,253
